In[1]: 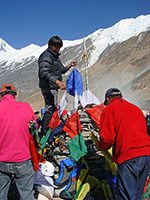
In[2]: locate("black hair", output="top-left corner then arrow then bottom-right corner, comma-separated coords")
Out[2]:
34,111 -> 40,115
0,91 -> 16,97
48,36 -> 63,48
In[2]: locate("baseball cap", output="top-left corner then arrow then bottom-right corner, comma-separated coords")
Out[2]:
0,84 -> 17,95
104,88 -> 122,105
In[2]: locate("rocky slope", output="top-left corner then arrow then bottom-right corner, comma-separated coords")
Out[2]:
88,30 -> 150,110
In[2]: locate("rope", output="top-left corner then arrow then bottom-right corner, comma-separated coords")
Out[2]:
84,51 -> 102,100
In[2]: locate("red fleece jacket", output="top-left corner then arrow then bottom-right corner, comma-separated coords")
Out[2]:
98,98 -> 150,164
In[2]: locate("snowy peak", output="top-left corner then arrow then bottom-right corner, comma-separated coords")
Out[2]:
0,14 -> 150,67
86,14 -> 150,65
0,38 -> 16,53
109,14 -> 150,41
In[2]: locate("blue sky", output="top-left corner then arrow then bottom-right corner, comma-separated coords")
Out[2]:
1,0 -> 150,49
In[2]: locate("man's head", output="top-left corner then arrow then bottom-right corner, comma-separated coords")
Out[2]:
34,111 -> 40,120
0,84 -> 17,100
104,88 -> 122,105
48,36 -> 63,54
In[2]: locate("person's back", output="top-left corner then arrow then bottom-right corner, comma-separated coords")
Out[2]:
98,88 -> 150,200
0,94 -> 36,162
102,98 -> 150,163
0,84 -> 36,200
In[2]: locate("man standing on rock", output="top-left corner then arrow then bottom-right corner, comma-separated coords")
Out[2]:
38,36 -> 77,137
97,88 -> 150,200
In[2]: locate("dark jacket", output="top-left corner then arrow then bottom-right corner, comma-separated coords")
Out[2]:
38,48 -> 68,89
146,115 -> 150,135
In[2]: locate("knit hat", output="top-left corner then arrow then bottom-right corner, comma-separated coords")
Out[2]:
0,84 -> 17,95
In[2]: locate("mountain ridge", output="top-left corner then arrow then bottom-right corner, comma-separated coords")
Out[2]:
0,14 -> 150,65
0,14 -> 150,111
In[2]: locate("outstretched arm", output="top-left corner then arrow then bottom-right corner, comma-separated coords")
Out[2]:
55,60 -> 77,90
66,60 -> 77,70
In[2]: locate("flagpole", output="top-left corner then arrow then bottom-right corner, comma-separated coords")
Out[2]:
83,36 -> 89,90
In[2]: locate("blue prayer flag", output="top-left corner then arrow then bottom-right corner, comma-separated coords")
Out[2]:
66,69 -> 83,96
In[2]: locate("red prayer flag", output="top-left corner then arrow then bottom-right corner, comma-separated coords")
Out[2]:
85,103 -> 106,127
29,134 -> 45,171
63,110 -> 82,139
48,109 -> 61,132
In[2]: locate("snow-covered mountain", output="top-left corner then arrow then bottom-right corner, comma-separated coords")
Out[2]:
0,14 -> 150,109
0,14 -> 150,69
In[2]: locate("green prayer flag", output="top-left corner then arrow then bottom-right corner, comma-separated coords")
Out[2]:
40,128 -> 52,149
68,131 -> 87,161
